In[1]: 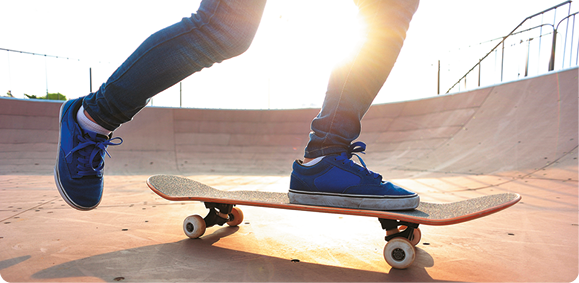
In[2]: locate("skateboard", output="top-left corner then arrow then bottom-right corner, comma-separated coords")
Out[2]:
147,174 -> 521,269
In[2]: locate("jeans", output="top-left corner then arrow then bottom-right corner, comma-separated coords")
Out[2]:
83,0 -> 419,159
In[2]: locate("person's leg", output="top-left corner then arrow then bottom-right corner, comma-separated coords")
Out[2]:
305,0 -> 419,158
84,0 -> 267,131
289,0 -> 420,210
55,0 -> 267,211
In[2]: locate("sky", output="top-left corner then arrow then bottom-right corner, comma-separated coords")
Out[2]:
0,0 -> 575,109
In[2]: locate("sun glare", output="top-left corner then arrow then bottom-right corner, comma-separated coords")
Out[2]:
309,4 -> 368,67
157,1 -> 371,109
327,13 -> 368,65
209,0 -> 371,109
259,1 -> 368,66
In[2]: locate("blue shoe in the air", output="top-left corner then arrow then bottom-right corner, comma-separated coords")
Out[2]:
54,98 -> 122,210
289,142 -> 419,210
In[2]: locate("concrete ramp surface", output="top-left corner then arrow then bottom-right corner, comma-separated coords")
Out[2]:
0,68 -> 577,282
1,68 -> 576,180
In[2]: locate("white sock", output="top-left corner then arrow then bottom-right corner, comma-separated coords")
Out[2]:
76,105 -> 111,136
303,156 -> 324,166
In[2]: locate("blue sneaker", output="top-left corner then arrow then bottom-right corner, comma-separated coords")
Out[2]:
54,98 -> 122,211
289,142 -> 419,210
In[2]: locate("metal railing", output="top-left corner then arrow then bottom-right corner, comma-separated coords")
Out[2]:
444,1 -> 578,94
551,11 -> 579,70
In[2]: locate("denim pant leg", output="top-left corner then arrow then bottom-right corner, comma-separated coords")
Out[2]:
83,0 -> 267,131
304,0 -> 419,158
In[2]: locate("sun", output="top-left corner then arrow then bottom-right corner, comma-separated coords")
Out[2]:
259,1 -> 368,67
312,3 -> 368,66
328,12 -> 368,65
246,1 -> 370,108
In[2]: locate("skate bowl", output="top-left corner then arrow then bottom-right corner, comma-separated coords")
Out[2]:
1,68 -> 576,181
0,68 -> 577,282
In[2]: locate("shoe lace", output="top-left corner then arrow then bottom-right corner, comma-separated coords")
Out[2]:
65,133 -> 123,176
335,141 -> 381,180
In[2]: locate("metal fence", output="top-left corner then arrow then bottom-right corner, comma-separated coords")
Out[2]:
443,1 -> 578,94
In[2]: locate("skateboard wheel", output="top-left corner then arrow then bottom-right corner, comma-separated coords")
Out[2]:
226,207 -> 244,227
398,227 -> 421,246
384,238 -> 415,269
409,228 -> 421,246
183,214 -> 206,239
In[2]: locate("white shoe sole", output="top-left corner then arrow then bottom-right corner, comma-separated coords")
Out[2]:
288,190 -> 420,211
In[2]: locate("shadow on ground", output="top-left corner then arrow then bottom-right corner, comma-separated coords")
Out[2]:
32,227 -> 443,282
0,255 -> 31,271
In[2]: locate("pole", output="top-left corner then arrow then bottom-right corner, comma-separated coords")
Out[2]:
44,55 -> 49,95
478,59 -> 481,87
549,30 -> 557,71
525,39 -> 531,77
437,60 -> 440,95
501,39 -> 505,81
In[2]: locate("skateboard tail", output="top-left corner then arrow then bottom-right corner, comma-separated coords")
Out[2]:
422,193 -> 521,226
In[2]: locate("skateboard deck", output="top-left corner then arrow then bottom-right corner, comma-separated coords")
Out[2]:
147,174 -> 520,225
147,174 -> 521,269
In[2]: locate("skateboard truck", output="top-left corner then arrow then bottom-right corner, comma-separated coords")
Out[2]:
379,218 -> 420,242
204,202 -> 234,227
181,202 -> 245,239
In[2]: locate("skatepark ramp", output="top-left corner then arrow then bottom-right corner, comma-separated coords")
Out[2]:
1,68 -> 577,183
1,67 -> 577,283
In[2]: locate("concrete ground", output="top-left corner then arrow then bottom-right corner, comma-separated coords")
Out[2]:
1,68 -> 577,282
1,173 -> 577,282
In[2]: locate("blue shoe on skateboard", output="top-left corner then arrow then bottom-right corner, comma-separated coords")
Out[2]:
54,98 -> 122,211
289,142 -> 419,210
